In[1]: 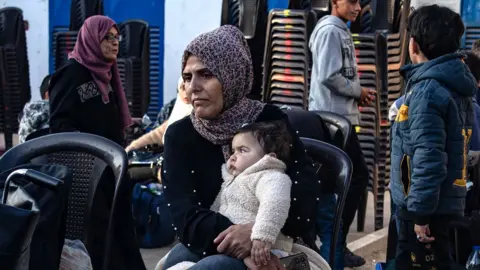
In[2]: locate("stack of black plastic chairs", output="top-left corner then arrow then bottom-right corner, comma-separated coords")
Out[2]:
349,31 -> 385,231
117,20 -> 150,118
353,0 -> 410,231
0,7 -> 31,152
261,9 -> 316,109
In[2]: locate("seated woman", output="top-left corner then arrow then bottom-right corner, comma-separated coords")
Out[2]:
161,25 -> 319,270
125,77 -> 192,152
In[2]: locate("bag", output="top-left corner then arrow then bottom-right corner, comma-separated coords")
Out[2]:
0,167 -> 66,270
132,182 -> 175,248
59,239 -> 93,270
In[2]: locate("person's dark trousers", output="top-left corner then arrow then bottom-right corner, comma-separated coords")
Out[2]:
341,127 -> 369,242
316,194 -> 345,269
386,195 -> 398,262
395,210 -> 455,270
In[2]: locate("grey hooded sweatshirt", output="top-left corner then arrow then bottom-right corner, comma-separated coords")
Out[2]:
308,15 -> 362,125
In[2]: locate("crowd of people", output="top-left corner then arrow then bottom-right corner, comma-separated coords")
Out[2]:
14,0 -> 480,269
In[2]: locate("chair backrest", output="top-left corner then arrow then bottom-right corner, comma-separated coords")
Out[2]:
283,107 -> 332,143
25,128 -> 50,142
312,111 -> 352,150
0,132 -> 135,270
69,0 -> 104,31
300,137 -> 352,270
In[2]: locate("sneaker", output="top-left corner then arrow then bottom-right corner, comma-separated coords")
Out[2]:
344,247 -> 366,268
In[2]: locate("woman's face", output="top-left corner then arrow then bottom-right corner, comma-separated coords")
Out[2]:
100,27 -> 120,61
183,55 -> 223,119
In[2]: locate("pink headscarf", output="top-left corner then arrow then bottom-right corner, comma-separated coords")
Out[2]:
68,15 -> 133,129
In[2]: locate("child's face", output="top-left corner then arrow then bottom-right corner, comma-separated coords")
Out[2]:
178,81 -> 191,104
333,0 -> 361,22
227,132 -> 265,176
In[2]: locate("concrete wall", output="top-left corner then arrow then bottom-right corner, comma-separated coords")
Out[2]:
163,0 -> 222,103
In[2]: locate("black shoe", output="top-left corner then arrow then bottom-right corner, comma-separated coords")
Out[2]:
344,247 -> 366,268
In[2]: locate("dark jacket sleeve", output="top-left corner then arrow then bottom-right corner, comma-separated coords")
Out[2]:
48,68 -> 80,133
161,123 -> 233,256
277,110 -> 319,242
407,85 -> 448,225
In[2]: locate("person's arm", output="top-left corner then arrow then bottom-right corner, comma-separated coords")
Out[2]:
48,71 -> 80,133
125,122 -> 165,151
251,172 -> 291,243
162,125 -> 234,256
313,29 -> 362,99
407,91 -> 448,225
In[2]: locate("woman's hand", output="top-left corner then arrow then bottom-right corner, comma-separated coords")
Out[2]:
214,223 -> 254,259
244,254 -> 286,270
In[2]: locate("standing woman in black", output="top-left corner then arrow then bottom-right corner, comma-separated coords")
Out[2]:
47,16 -> 143,269
48,15 -> 132,145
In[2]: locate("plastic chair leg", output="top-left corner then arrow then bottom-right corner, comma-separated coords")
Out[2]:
356,190 -> 368,232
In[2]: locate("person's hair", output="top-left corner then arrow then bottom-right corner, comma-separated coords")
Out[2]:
235,120 -> 292,164
473,40 -> 480,55
40,74 -> 51,99
407,5 -> 464,60
463,51 -> 480,83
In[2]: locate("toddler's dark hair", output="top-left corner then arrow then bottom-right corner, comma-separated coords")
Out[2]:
40,74 -> 51,99
463,51 -> 480,83
407,5 -> 464,60
236,120 -> 292,163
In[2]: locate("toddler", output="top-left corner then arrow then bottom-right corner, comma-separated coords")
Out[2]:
168,120 -> 293,269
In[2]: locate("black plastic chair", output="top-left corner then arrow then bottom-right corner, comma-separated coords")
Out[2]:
69,0 -> 104,31
313,111 -> 352,150
0,132 -> 145,270
300,137 -> 353,270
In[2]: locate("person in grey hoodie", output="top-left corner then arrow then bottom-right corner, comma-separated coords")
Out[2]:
308,1 -> 376,124
308,0 -> 375,268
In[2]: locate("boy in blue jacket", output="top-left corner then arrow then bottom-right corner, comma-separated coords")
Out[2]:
391,5 -> 477,269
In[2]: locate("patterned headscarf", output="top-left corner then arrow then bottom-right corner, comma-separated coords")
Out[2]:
182,25 -> 265,160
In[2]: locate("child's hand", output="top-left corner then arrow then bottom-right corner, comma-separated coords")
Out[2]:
251,240 -> 272,266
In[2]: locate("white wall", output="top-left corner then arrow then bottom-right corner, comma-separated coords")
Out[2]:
163,0 -> 222,103
1,0 -> 49,101
411,0 -> 461,13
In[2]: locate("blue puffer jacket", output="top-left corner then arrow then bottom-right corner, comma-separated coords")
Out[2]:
391,53 -> 477,225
